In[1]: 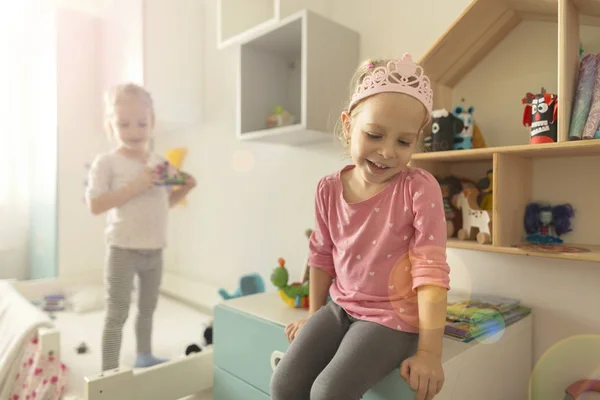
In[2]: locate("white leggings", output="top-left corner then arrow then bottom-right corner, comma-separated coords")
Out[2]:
102,246 -> 163,371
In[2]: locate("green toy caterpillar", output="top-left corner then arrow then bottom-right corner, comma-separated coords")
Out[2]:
270,258 -> 309,308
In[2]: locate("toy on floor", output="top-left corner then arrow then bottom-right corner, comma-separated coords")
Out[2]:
522,88 -> 558,144
271,258 -> 309,308
218,273 -> 266,300
185,325 -> 213,356
454,188 -> 492,244
524,202 -> 574,244
267,105 -> 295,129
476,169 -> 493,211
76,342 -> 88,354
41,294 -> 65,312
185,344 -> 202,355
204,325 -> 213,345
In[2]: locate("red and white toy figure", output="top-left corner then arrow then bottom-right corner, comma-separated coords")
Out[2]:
522,87 -> 558,144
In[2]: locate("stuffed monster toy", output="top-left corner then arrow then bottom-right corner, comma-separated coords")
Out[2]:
522,88 -> 558,144
426,109 -> 464,151
452,105 -> 475,150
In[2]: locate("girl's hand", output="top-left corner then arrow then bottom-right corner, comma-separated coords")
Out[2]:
182,172 -> 196,188
285,319 -> 306,342
132,165 -> 158,193
400,350 -> 444,400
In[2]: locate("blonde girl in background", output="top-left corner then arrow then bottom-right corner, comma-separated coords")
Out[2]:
85,83 -> 196,371
270,55 -> 450,400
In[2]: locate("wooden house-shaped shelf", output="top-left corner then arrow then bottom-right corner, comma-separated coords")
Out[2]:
411,0 -> 600,262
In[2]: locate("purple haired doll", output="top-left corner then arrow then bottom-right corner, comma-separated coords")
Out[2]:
524,202 -> 575,244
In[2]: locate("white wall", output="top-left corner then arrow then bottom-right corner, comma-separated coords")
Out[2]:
51,0 -> 144,277
55,9 -> 108,277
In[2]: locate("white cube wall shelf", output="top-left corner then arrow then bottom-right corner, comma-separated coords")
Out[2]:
236,9 -> 359,145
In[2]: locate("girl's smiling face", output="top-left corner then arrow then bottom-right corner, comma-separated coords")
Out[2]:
342,92 -> 426,187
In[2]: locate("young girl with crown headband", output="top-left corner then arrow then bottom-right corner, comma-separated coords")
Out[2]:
85,83 -> 197,371
270,55 -> 450,400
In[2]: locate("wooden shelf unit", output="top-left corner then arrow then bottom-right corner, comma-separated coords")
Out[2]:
418,0 -> 600,143
411,141 -> 600,263
410,0 -> 600,262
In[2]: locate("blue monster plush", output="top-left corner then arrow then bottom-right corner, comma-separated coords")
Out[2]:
452,105 -> 475,150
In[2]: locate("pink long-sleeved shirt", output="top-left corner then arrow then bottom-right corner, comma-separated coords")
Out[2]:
308,165 -> 451,333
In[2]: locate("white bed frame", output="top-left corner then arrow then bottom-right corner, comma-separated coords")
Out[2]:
12,271 -> 222,400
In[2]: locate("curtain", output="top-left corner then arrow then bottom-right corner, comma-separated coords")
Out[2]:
0,2 -> 36,276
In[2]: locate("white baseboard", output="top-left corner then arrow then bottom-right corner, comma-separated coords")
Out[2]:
160,272 -> 222,315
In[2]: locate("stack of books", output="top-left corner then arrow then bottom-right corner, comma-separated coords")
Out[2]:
444,293 -> 531,343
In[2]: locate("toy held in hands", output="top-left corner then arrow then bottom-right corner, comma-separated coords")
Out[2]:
524,202 -> 574,244
155,161 -> 186,186
270,258 -> 309,308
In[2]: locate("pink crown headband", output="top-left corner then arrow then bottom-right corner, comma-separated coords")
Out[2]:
348,54 -> 433,123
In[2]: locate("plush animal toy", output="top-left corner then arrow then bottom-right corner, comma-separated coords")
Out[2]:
270,258 -> 309,308
452,105 -> 475,150
427,109 -> 464,151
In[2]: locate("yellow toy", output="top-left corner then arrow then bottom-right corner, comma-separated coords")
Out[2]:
165,148 -> 188,205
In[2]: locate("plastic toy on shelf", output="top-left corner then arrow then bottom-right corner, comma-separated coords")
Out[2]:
454,188 -> 492,244
266,105 -> 295,129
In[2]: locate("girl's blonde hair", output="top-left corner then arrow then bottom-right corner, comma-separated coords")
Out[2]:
103,83 -> 155,137
334,58 -> 427,154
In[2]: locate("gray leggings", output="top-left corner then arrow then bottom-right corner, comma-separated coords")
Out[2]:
102,246 -> 163,371
270,301 -> 418,400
